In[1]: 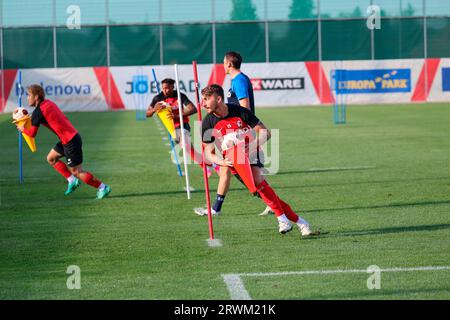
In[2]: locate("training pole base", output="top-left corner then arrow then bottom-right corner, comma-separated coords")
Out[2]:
206,238 -> 223,247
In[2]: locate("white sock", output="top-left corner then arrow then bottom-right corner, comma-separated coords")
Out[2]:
296,217 -> 309,226
67,175 -> 76,184
98,183 -> 106,190
277,214 -> 289,223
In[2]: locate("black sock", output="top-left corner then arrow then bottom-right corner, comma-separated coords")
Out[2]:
212,194 -> 225,212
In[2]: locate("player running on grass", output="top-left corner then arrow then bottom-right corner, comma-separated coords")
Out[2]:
17,84 -> 111,199
146,78 -> 219,178
194,51 -> 273,217
199,84 -> 314,236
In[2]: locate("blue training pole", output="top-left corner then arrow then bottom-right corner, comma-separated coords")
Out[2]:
18,70 -> 23,183
151,68 -> 183,177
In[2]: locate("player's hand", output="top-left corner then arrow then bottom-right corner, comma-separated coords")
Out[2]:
222,157 -> 233,167
17,125 -> 25,132
154,102 -> 166,112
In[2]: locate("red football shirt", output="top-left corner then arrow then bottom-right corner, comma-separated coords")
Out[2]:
150,91 -> 193,128
201,103 -> 261,152
24,99 -> 78,144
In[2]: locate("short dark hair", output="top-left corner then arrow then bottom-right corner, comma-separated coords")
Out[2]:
27,84 -> 45,101
201,84 -> 224,99
224,51 -> 243,69
161,78 -> 175,86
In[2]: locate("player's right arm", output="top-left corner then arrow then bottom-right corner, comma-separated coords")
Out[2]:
203,142 -> 232,167
146,96 -> 165,117
202,116 -> 232,167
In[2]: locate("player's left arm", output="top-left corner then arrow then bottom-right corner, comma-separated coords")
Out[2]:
19,125 -> 39,137
182,102 -> 197,117
182,94 -> 197,117
238,97 -> 250,110
239,107 -> 271,146
172,94 -> 197,120
20,107 -> 42,137
253,121 -> 271,147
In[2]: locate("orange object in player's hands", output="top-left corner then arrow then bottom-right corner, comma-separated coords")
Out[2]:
156,106 -> 176,140
225,142 -> 257,193
12,115 -> 37,152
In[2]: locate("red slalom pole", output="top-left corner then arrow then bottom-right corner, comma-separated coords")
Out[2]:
193,61 -> 214,240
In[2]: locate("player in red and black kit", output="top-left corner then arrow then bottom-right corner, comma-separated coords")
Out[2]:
146,78 -> 219,177
200,84 -> 317,236
195,51 -> 272,217
17,84 -> 111,199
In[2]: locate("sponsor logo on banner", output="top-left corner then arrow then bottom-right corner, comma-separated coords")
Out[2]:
124,77 -> 198,95
16,82 -> 91,97
333,69 -> 411,94
442,68 -> 450,92
251,78 -> 305,91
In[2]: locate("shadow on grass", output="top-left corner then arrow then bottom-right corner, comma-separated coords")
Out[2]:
299,223 -> 450,240
106,187 -> 251,199
339,223 -> 450,237
306,199 -> 450,214
274,176 -> 450,191
276,166 -> 377,175
108,190 -> 194,198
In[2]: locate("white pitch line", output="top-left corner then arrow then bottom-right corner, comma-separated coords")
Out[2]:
238,266 -> 450,277
222,274 -> 251,300
222,266 -> 450,300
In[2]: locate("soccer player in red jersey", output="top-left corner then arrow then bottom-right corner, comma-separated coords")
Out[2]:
17,84 -> 111,199
194,52 -> 273,217
200,84 -> 315,236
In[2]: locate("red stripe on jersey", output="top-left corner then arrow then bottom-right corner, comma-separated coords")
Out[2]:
0,69 -> 18,112
411,58 -> 440,102
305,61 -> 335,104
94,67 -> 126,110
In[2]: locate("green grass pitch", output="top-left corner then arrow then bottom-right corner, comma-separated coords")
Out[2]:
1,103 -> 449,299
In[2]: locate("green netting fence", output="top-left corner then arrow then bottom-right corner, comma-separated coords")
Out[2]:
1,17 -> 450,69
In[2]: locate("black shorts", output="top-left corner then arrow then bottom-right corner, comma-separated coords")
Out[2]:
174,123 -> 191,144
250,149 -> 265,168
53,133 -> 83,167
